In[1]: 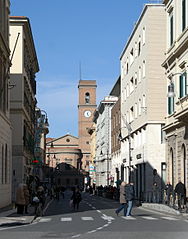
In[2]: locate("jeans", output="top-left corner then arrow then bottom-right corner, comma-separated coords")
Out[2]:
116,203 -> 127,216
126,200 -> 133,216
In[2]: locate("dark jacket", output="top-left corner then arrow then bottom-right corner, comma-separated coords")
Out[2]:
174,182 -> 186,196
125,184 -> 134,201
165,184 -> 173,196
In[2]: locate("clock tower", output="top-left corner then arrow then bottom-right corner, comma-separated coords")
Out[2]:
78,80 -> 97,171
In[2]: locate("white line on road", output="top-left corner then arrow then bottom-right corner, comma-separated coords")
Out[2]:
92,207 -> 96,209
72,234 -> 81,238
60,217 -> 72,222
39,218 -> 52,222
81,217 -> 94,221
97,210 -> 101,213
87,230 -> 97,234
96,227 -> 103,230
122,216 -> 136,220
161,217 -> 179,221
142,216 -> 158,220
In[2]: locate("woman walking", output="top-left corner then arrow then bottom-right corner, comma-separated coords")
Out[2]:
71,187 -> 82,210
115,181 -> 127,216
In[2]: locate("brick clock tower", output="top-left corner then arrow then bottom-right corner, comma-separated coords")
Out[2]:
78,80 -> 97,172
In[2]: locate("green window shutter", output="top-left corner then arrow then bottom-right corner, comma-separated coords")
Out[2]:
182,0 -> 186,31
168,97 -> 174,115
180,74 -> 183,98
170,15 -> 174,46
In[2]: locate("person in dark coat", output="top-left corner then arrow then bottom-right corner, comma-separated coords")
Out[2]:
115,181 -> 127,216
125,182 -> 134,216
165,182 -> 173,205
71,188 -> 82,210
174,180 -> 186,210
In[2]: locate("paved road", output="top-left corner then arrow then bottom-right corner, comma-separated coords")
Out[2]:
0,191 -> 188,239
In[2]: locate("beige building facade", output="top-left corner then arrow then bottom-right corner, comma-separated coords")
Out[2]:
0,0 -> 12,208
46,135 -> 84,188
9,17 -> 39,200
162,0 -> 188,195
120,4 -> 167,199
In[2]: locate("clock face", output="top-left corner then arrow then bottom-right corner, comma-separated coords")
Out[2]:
84,110 -> 91,118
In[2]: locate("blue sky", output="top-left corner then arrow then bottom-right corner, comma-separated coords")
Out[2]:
11,0 -> 154,138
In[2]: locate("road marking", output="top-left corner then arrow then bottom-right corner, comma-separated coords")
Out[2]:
122,216 -> 136,220
102,216 -> 115,220
97,210 -> 101,213
72,234 -> 81,238
161,217 -> 179,221
39,218 -> 52,222
87,230 -> 97,234
92,207 -> 96,209
96,227 -> 103,230
60,217 -> 72,222
142,216 -> 158,220
81,217 -> 94,221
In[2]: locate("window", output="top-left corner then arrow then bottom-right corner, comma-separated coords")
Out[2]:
143,61 -> 146,78
130,107 -> 134,122
130,77 -> 134,93
182,0 -> 186,31
85,92 -> 90,104
143,27 -> 146,45
138,37 -> 141,56
169,13 -> 174,46
126,84 -> 129,97
135,103 -> 138,118
126,62 -> 129,74
138,99 -> 141,115
130,48 -> 134,65
135,73 -> 138,86
135,42 -> 138,57
179,72 -> 187,98
142,94 -> 146,109
168,96 -> 174,115
138,67 -> 141,83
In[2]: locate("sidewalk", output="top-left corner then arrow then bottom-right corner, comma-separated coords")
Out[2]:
141,203 -> 188,217
0,205 -> 35,227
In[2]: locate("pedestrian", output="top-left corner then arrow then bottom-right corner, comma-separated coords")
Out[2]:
23,184 -> 30,214
152,182 -> 159,203
165,181 -> 173,205
71,187 -> 82,210
15,183 -> 26,214
174,180 -> 186,210
124,182 -> 134,217
115,181 -> 127,216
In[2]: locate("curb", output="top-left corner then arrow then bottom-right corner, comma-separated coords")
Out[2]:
141,203 -> 181,216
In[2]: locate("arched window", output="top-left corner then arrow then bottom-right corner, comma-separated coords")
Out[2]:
85,92 -> 90,104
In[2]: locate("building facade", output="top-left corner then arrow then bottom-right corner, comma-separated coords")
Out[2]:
94,96 -> 118,186
0,0 -> 12,208
78,80 -> 97,172
110,77 -> 122,186
162,0 -> 188,195
120,4 -> 166,199
9,17 -> 39,200
46,135 -> 84,188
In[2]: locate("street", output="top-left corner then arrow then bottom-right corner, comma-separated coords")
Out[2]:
0,191 -> 188,239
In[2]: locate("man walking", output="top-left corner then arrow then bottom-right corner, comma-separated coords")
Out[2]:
174,180 -> 186,210
125,182 -> 134,217
115,181 -> 127,216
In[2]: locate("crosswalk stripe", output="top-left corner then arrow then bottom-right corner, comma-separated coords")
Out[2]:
161,217 -> 179,221
39,218 -> 52,222
122,216 -> 136,220
81,217 -> 94,221
142,216 -> 158,220
61,217 -> 72,222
